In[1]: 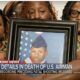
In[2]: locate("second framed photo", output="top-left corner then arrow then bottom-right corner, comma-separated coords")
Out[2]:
7,19 -> 77,64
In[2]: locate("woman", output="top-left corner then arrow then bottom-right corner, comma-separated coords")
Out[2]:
3,1 -> 57,21
2,1 -> 57,80
0,9 -> 8,60
61,1 -> 80,79
62,1 -> 80,59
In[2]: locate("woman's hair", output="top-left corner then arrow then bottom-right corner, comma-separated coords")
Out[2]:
0,9 -> 7,37
62,1 -> 77,20
3,1 -> 23,18
21,1 -> 57,20
45,1 -> 57,20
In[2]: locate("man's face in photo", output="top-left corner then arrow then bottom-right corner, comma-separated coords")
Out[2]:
30,47 -> 47,63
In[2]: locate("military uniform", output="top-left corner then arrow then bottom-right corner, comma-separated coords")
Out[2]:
25,57 -> 46,63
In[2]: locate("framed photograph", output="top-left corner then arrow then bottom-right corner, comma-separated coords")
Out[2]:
7,19 -> 77,63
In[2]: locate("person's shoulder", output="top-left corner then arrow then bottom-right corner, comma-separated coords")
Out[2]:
24,57 -> 32,63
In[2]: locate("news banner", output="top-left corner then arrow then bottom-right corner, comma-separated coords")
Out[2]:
0,61 -> 72,74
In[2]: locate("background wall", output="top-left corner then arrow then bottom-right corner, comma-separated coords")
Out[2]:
0,1 -> 67,20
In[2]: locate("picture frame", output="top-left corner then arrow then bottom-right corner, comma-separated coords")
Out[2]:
7,19 -> 77,64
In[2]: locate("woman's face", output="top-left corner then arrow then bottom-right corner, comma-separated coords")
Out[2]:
0,16 -> 4,41
69,2 -> 80,21
69,2 -> 80,32
68,2 -> 80,59
22,1 -> 54,20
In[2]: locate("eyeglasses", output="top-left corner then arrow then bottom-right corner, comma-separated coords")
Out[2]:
70,9 -> 80,18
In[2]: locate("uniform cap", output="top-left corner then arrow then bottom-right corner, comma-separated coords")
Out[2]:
32,35 -> 47,48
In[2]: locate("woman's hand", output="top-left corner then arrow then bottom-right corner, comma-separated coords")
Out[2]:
0,51 -> 5,60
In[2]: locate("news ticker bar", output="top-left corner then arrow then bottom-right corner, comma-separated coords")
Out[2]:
0,61 -> 72,74
0,61 -> 19,64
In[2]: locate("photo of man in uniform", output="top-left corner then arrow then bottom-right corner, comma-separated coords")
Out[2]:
24,35 -> 47,64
